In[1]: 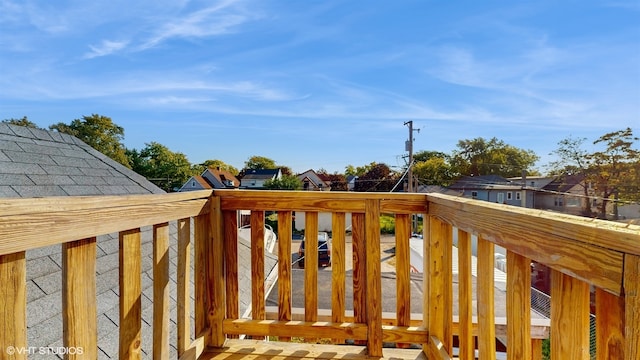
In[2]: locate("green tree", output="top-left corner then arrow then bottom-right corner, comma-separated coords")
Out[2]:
588,128 -> 640,219
318,171 -> 348,191
345,162 -> 376,177
353,163 -> 398,192
413,150 -> 450,163
2,116 -> 43,129
128,142 -> 195,192
264,174 -> 302,190
50,114 -> 130,168
547,136 -> 594,216
451,137 -> 539,178
245,156 -> 277,170
192,159 -> 239,175
411,150 -> 455,186
413,157 -> 455,186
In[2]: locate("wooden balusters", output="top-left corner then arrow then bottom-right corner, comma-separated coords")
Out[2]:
457,230 -> 474,360
624,254 -> 640,360
352,213 -> 367,345
194,214 -> 210,341
596,288 -> 624,360
395,214 -> 411,331
506,250 -> 532,360
550,270 -> 590,360
365,199 -> 383,357
250,211 -> 266,340
304,212 -> 319,342
62,238 -> 97,360
223,210 -> 239,333
425,216 -> 453,359
0,251 -> 26,360
119,229 -> 142,360
331,212 -> 346,344
477,236 -> 496,360
153,223 -> 170,359
176,218 -> 191,356
210,197 -> 226,347
277,211 -> 293,342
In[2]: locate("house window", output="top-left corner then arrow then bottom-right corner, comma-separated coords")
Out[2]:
554,196 -> 564,207
497,193 -> 504,203
471,191 -> 478,199
516,192 -> 521,200
567,197 -> 580,207
507,192 -> 513,200
192,181 -> 196,187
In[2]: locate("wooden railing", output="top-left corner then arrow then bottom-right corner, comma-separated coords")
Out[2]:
0,189 -> 638,359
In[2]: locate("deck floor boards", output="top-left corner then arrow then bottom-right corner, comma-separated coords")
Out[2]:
198,339 -> 428,359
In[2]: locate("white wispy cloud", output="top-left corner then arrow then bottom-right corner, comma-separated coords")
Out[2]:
84,39 -> 130,59
139,0 -> 254,50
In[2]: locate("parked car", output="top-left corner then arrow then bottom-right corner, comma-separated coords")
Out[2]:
298,231 -> 331,268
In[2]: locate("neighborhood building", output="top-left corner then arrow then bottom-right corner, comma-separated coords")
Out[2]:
179,167 -> 240,192
533,174 -> 593,216
448,175 -> 533,207
240,168 -> 282,189
297,169 -> 332,191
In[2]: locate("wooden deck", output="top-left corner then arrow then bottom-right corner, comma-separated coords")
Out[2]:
2,189 -> 639,359
199,340 -> 427,360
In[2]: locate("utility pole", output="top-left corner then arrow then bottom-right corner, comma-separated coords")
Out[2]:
404,121 -> 420,192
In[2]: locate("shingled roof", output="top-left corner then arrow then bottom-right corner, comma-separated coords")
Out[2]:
1,124 -> 277,359
0,122 -> 162,197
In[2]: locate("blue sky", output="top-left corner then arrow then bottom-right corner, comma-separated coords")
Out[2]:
1,0 -> 638,174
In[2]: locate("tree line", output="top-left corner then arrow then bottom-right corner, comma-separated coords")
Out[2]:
3,115 -> 638,217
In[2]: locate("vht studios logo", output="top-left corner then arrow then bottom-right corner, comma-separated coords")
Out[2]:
5,346 -> 84,356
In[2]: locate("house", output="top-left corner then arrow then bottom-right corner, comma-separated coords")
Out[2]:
297,169 -> 331,191
240,168 -> 281,189
448,175 -> 532,207
535,174 -> 588,215
507,175 -> 555,190
0,123 -> 276,359
534,173 -> 610,217
179,175 -> 212,191
179,167 -> 239,192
